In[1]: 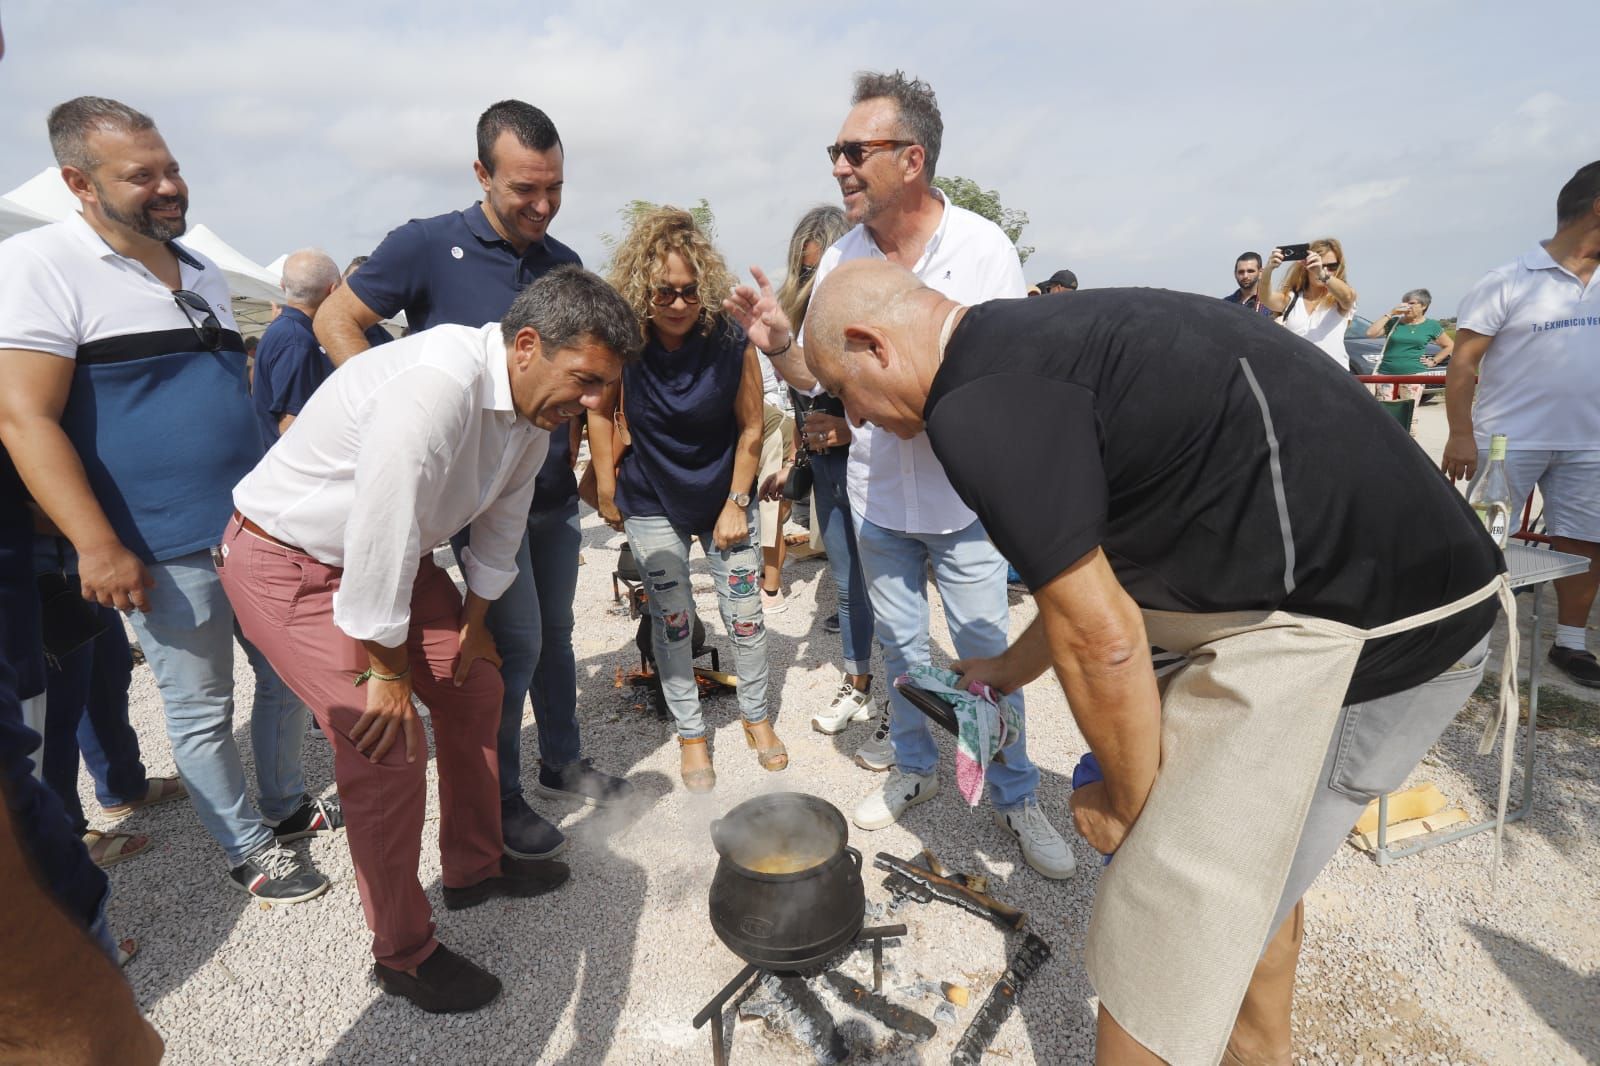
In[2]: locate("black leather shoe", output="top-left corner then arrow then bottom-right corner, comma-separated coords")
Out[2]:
442,856 -> 571,911
373,944 -> 501,1014
535,758 -> 635,807
501,794 -> 568,859
1548,645 -> 1600,688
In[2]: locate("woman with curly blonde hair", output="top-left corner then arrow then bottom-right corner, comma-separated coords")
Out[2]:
1257,237 -> 1359,367
588,207 -> 785,791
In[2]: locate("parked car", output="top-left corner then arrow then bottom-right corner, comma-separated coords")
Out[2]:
1344,314 -> 1447,397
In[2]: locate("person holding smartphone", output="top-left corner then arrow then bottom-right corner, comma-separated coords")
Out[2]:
1257,238 -> 1358,366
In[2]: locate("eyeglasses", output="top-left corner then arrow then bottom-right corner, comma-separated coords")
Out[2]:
1319,263 -> 1340,273
649,282 -> 701,308
172,288 -> 222,351
826,139 -> 914,166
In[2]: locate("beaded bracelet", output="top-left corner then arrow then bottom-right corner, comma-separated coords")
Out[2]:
354,666 -> 411,686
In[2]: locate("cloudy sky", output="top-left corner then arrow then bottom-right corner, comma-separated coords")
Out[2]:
3,0 -> 1596,315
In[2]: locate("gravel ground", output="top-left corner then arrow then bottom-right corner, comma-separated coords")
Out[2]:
87,403 -> 1596,1065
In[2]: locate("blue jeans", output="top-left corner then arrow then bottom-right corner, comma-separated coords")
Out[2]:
42,604 -> 148,835
125,551 -> 310,866
811,449 -> 875,675
452,500 -> 584,803
623,507 -> 769,738
853,517 -> 1040,810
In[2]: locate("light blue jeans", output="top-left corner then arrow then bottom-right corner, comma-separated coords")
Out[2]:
623,507 -> 769,738
126,550 -> 310,866
853,517 -> 1040,810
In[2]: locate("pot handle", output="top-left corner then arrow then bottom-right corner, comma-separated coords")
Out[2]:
844,845 -> 862,871
709,818 -> 729,857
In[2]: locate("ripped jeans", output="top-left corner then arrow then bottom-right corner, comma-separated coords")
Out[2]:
623,507 -> 770,739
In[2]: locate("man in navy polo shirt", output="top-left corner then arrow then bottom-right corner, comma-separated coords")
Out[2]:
315,99 -> 633,861
0,97 -> 339,903
343,256 -> 394,349
252,248 -> 341,448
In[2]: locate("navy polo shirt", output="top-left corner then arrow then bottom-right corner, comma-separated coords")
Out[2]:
363,322 -> 394,348
252,306 -> 333,449
1223,289 -> 1275,316
347,202 -> 584,511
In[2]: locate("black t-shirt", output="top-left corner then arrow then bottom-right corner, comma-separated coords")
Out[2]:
924,288 -> 1502,704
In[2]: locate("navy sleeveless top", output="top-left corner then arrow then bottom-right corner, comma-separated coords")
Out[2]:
615,319 -> 751,532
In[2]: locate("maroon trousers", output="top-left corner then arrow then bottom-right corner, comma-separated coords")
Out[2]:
218,519 -> 504,970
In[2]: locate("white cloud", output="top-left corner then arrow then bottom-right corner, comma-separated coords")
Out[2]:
1,0 -> 1595,311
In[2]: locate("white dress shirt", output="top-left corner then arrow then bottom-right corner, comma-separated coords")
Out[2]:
801,190 -> 1027,534
233,323 -> 549,646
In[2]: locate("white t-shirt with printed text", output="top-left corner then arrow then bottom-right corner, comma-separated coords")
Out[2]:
1456,243 -> 1600,450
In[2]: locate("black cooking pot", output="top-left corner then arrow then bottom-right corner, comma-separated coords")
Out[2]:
708,792 -> 864,973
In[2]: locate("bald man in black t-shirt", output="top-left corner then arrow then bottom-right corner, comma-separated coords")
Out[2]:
803,259 -> 1507,1064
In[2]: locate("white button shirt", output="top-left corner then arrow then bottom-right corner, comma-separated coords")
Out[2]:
803,191 -> 1026,534
232,323 -> 549,646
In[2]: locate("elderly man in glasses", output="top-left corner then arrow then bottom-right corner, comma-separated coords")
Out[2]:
0,97 -> 339,904
727,71 -> 1075,880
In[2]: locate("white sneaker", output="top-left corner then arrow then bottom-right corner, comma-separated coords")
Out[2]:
812,677 -> 874,734
853,769 -> 938,831
852,712 -> 896,771
993,801 -> 1077,880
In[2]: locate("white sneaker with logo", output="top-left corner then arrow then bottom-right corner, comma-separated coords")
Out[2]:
812,677 -> 874,735
852,769 -> 939,831
993,801 -> 1077,880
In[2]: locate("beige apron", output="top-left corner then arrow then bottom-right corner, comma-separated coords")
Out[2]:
1085,575 -> 1517,1065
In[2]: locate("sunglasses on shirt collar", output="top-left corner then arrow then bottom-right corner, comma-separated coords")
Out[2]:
172,289 -> 222,351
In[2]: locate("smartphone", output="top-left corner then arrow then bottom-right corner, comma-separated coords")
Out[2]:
1278,243 -> 1311,262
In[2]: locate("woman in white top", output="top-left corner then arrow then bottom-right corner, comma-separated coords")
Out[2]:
1258,237 -> 1358,368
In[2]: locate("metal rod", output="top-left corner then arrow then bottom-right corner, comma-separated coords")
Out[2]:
1523,585 -> 1541,812
693,963 -> 760,1030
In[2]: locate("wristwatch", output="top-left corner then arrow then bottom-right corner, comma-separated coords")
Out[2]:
728,491 -> 751,508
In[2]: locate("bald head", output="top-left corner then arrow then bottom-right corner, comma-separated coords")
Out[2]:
804,259 -> 941,389
281,248 -> 341,309
803,259 -> 959,439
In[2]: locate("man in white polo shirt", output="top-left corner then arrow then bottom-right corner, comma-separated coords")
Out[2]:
0,97 -> 338,903
1443,160 -> 1600,685
727,70 -> 1073,879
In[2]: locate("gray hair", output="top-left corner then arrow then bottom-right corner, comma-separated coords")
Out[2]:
1402,288 -> 1432,308
281,249 -> 342,306
47,96 -> 156,171
851,70 -> 943,182
502,265 -> 642,364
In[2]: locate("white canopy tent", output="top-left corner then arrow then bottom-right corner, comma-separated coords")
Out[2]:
0,197 -> 52,241
1,167 -> 284,303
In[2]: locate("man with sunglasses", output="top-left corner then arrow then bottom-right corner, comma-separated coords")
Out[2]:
726,71 -> 1075,880
314,100 -> 633,863
0,97 -> 337,904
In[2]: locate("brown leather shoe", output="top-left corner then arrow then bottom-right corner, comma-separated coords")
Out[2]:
742,720 -> 788,772
678,735 -> 716,793
374,944 -> 502,1014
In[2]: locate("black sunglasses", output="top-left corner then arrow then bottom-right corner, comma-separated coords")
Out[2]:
826,139 -> 914,166
172,288 -> 222,351
650,282 -> 701,308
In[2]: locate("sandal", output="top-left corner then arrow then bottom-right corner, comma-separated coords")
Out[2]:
742,720 -> 789,772
117,937 -> 139,968
83,828 -> 151,868
101,775 -> 187,823
678,736 -> 716,793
